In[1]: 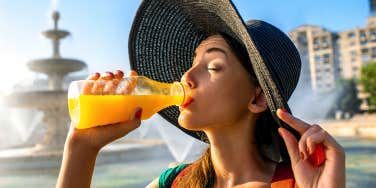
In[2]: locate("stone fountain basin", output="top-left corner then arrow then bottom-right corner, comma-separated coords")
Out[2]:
2,90 -> 68,109
27,58 -> 86,75
42,29 -> 70,39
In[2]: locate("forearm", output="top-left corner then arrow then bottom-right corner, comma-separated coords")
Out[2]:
56,140 -> 99,188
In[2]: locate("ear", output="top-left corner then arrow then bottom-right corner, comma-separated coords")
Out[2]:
248,86 -> 267,114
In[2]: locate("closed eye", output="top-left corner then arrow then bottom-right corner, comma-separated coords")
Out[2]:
207,67 -> 220,71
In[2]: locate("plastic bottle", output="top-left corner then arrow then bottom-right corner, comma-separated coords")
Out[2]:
68,76 -> 190,129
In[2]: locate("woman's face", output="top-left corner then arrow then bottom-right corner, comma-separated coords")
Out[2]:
178,35 -> 258,131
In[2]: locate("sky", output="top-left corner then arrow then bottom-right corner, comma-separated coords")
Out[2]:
0,0 -> 369,91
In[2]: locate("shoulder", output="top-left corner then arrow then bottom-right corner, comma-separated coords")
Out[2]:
158,163 -> 189,188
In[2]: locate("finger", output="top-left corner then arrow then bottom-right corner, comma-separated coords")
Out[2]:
305,127 -> 326,156
91,80 -> 105,95
114,70 -> 124,80
92,72 -> 114,94
299,125 -> 321,160
120,74 -> 138,95
129,70 -> 138,76
278,127 -> 300,166
101,71 -> 115,80
86,72 -> 100,80
82,73 -> 100,94
277,109 -> 310,135
103,80 -> 119,94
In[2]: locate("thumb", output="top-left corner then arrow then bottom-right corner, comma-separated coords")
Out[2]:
278,128 -> 300,166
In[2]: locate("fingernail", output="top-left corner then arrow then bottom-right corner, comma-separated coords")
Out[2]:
280,108 -> 287,113
135,108 -> 142,119
105,71 -> 114,77
278,128 -> 284,136
89,72 -> 100,79
115,70 -> 124,75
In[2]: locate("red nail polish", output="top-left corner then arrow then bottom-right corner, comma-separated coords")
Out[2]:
135,109 -> 142,119
280,108 -> 287,113
105,71 -> 114,77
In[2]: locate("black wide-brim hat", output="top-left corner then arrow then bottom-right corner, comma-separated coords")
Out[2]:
129,0 -> 301,163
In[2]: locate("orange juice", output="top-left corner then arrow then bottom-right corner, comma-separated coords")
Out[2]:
68,94 -> 184,129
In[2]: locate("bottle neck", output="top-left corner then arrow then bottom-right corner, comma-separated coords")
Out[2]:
171,82 -> 190,105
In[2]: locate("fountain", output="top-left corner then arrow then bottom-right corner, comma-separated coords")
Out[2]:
0,11 -> 206,174
2,11 -> 86,151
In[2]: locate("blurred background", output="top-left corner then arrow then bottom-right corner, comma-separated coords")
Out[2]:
0,0 -> 375,187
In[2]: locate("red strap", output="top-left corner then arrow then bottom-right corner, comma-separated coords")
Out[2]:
171,165 -> 192,188
271,163 -> 297,188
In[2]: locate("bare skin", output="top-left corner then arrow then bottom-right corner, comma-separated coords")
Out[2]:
57,35 -> 345,188
56,70 -> 142,188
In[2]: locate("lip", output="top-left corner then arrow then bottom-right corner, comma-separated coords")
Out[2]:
181,96 -> 194,108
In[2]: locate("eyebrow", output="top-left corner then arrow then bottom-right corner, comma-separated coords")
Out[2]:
206,47 -> 227,57
193,47 -> 227,59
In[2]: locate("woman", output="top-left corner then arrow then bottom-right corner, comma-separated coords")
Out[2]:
57,0 -> 345,187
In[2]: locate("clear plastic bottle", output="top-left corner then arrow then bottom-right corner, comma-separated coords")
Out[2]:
68,76 -> 190,129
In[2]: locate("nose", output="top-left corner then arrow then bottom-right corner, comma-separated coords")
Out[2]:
181,69 -> 196,89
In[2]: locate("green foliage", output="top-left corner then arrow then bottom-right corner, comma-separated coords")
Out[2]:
360,62 -> 376,109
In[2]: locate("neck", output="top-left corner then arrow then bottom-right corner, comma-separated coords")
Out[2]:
204,116 -> 276,187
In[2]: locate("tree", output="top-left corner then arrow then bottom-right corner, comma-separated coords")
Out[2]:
360,62 -> 376,110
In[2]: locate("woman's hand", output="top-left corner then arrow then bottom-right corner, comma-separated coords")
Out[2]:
67,70 -> 141,152
277,109 -> 346,188
57,70 -> 141,188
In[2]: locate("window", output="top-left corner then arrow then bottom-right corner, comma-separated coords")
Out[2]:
348,32 -> 355,38
314,55 -> 321,63
360,31 -> 366,39
362,55 -> 370,61
298,33 -> 307,45
313,38 -> 320,50
350,50 -> 357,56
361,48 -> 369,54
314,37 -> 319,44
370,29 -> 376,42
322,37 -> 329,48
360,31 -> 367,45
323,53 -> 330,64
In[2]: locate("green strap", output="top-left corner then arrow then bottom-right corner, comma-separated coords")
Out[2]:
158,164 -> 188,188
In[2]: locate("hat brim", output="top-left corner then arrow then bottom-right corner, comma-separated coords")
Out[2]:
129,0 -> 300,163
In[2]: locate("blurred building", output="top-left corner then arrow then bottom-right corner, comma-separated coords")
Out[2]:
289,1 -> 376,111
289,26 -> 339,93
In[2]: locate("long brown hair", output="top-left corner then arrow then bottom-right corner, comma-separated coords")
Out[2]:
174,148 -> 214,188
174,33 -> 274,187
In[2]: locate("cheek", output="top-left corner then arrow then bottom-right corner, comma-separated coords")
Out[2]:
178,82 -> 252,130
209,87 -> 251,121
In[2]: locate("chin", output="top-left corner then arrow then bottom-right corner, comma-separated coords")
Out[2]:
178,112 -> 204,131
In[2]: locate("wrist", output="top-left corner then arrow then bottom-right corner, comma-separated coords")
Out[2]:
65,132 -> 101,156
